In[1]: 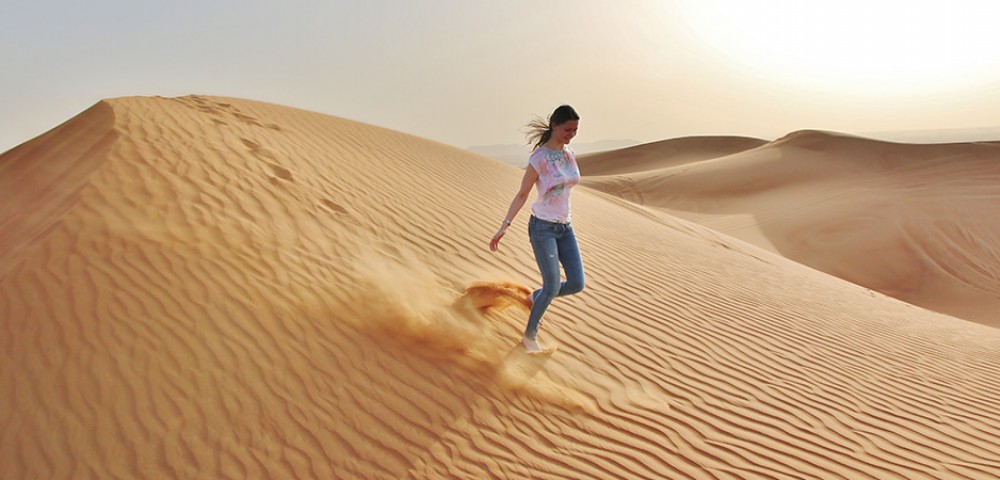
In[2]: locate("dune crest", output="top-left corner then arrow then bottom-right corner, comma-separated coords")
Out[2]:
578,135 -> 767,176
3,96 -> 1000,479
0,101 -> 117,277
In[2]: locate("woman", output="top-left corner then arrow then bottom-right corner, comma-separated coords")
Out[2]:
489,105 -> 585,353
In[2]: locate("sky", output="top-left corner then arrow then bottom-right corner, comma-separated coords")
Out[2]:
3,0 -> 1000,154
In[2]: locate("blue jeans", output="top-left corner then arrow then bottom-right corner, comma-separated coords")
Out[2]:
525,216 -> 585,339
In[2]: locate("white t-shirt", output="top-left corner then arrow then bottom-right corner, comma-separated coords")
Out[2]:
528,145 -> 580,223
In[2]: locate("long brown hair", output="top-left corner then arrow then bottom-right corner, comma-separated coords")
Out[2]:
526,105 -> 580,150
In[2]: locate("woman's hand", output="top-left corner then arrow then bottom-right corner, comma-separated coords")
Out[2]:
489,227 -> 506,252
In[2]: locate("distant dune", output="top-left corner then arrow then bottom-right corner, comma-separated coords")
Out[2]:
578,135 -> 768,176
3,96 -> 1000,479
581,130 -> 1000,327
468,139 -> 641,167
865,126 -> 1000,144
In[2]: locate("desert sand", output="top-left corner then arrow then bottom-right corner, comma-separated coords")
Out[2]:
2,96 -> 999,479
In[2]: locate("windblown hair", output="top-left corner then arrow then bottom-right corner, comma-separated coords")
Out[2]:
526,105 -> 580,150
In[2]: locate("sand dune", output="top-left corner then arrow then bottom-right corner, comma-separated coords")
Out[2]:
3,96 -> 1000,479
578,135 -> 767,176
583,130 -> 1000,327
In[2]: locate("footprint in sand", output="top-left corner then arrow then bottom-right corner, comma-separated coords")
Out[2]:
268,163 -> 294,182
240,138 -> 295,182
232,111 -> 263,127
188,98 -> 281,130
240,137 -> 261,149
176,95 -> 225,116
240,137 -> 277,160
321,199 -> 349,215
497,345 -> 596,413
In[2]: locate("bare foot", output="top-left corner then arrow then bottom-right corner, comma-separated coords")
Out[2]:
523,335 -> 542,353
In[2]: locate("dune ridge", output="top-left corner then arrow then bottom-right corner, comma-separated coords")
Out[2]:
0,101 -> 117,277
2,96 -> 999,479
577,135 -> 767,177
582,130 -> 1000,326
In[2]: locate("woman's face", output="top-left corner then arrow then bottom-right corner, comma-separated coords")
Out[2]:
553,120 -> 579,145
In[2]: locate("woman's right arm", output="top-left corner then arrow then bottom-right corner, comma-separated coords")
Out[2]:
489,165 -> 538,252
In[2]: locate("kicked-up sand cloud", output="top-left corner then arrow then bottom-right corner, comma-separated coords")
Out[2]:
2,95 -> 999,479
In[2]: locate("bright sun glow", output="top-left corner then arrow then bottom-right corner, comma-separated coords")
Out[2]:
676,0 -> 1000,96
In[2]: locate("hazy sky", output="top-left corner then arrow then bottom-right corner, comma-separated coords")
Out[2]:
3,0 -> 1000,154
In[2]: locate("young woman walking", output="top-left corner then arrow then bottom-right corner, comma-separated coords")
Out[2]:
489,105 -> 585,352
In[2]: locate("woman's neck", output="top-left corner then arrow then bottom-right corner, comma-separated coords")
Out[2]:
544,140 -> 564,151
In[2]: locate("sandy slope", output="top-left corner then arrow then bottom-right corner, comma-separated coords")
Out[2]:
582,130 -> 1000,327
2,96 -> 999,479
